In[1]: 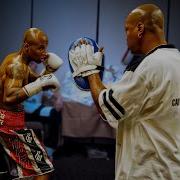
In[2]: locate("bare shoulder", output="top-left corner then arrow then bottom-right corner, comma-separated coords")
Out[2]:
0,53 -> 17,75
5,54 -> 27,79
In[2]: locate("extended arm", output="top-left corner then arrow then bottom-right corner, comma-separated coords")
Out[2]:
88,73 -> 106,118
69,40 -> 106,118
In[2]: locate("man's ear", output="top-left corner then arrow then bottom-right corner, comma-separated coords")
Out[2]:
137,22 -> 144,38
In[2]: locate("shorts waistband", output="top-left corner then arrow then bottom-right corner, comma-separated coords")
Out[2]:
0,109 -> 25,130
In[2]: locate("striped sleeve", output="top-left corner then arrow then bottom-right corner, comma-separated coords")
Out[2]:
98,71 -> 147,127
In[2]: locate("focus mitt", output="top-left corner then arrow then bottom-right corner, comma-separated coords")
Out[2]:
68,37 -> 104,90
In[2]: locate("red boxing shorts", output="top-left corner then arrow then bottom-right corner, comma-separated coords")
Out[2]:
0,109 -> 54,179
0,109 -> 25,130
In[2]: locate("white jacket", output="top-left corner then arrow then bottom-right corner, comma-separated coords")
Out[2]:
99,45 -> 180,180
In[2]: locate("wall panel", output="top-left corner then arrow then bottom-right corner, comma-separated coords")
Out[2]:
99,0 -> 168,71
169,0 -> 180,49
33,0 -> 98,81
0,0 -> 31,61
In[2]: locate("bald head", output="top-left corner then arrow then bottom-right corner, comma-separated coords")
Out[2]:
20,28 -> 49,63
127,4 -> 164,32
125,4 -> 166,54
23,28 -> 48,45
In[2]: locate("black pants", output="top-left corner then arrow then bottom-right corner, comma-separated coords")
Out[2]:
0,144 -> 13,180
44,108 -> 62,148
26,105 -> 62,149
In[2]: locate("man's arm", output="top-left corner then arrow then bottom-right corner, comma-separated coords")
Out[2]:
68,40 -> 106,117
4,62 -> 60,105
3,63 -> 28,105
88,73 -> 106,119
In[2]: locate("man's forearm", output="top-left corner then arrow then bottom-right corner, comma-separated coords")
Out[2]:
3,88 -> 28,105
88,73 -> 106,117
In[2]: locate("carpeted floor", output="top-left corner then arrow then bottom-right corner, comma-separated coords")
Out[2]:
51,156 -> 115,180
51,139 -> 115,180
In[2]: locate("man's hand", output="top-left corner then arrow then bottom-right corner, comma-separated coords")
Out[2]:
69,41 -> 104,77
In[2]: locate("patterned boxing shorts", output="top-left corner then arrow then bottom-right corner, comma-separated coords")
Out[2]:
0,109 -> 54,179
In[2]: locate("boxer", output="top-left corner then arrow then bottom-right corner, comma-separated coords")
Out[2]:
0,27 -> 63,180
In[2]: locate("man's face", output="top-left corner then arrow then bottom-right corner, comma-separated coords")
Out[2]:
26,35 -> 48,63
125,14 -> 142,54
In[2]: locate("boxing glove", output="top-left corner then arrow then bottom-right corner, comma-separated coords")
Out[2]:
41,52 -> 63,75
23,73 -> 60,97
